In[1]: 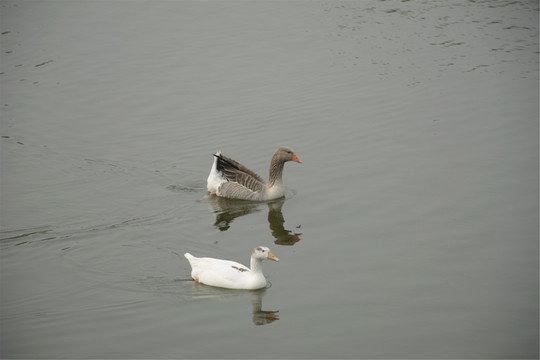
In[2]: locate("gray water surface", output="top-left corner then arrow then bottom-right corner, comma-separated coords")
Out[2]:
1,1 -> 538,358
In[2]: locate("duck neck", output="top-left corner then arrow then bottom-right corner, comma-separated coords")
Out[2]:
250,256 -> 264,274
268,156 -> 285,187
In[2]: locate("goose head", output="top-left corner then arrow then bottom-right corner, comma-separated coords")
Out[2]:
252,246 -> 279,262
275,146 -> 302,164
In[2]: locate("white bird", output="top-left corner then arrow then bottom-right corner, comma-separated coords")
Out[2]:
184,247 -> 279,290
206,146 -> 301,201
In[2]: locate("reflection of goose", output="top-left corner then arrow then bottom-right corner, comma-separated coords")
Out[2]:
208,196 -> 261,231
184,247 -> 279,290
207,146 -> 301,201
206,197 -> 302,245
268,200 -> 302,245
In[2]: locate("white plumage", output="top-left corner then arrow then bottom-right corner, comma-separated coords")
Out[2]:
184,247 -> 279,290
206,151 -> 227,193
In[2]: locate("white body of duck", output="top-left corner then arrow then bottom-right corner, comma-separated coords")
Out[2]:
206,146 -> 301,201
184,246 -> 279,290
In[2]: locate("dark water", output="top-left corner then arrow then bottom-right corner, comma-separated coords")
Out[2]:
1,0 -> 538,358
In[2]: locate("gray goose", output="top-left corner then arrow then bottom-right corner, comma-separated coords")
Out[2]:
206,146 -> 301,201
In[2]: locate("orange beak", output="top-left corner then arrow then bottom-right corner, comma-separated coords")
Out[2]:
267,250 -> 279,262
292,153 -> 302,163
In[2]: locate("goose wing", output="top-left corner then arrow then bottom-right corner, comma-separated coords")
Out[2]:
214,153 -> 266,193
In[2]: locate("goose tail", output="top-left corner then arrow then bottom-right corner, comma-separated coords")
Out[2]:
206,151 -> 226,193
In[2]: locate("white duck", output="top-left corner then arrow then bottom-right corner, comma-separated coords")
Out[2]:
184,246 -> 279,290
207,146 -> 301,201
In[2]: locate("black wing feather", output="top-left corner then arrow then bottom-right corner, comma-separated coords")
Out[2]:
214,153 -> 266,193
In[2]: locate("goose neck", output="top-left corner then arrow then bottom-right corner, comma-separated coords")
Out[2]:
268,158 -> 285,186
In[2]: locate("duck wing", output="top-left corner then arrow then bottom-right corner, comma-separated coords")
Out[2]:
214,154 -> 266,193
185,254 -> 252,288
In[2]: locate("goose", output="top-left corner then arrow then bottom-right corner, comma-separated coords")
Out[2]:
184,246 -> 279,290
207,146 -> 301,201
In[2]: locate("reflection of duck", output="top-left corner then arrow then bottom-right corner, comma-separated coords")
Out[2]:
185,283 -> 279,325
184,247 -> 279,290
207,147 -> 301,201
207,197 -> 302,245
250,289 -> 279,325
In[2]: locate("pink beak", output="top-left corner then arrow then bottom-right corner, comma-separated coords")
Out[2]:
267,250 -> 279,262
292,153 -> 302,164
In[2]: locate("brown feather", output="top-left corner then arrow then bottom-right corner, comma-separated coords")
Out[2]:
214,154 -> 266,193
